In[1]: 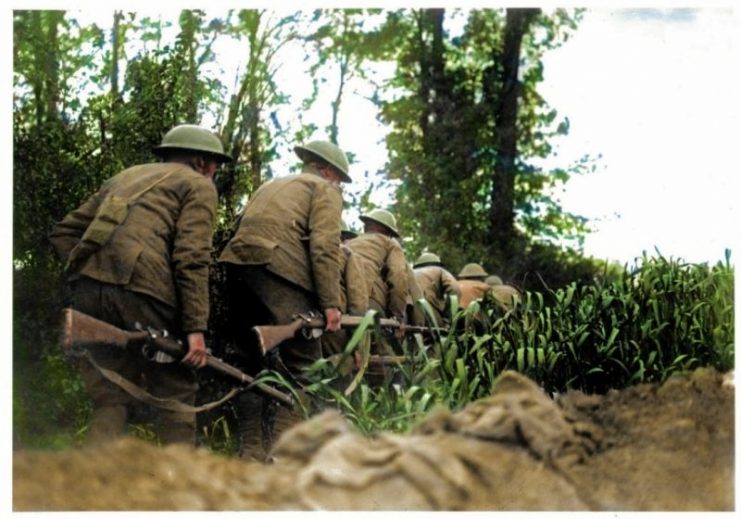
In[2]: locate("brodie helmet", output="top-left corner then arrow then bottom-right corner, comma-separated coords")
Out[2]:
153,124 -> 232,163
360,208 -> 400,238
294,140 -> 351,183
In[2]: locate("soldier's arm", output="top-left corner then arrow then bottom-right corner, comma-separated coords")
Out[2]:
344,248 -> 369,315
48,189 -> 107,262
172,176 -> 218,333
386,242 -> 410,321
308,182 -> 343,311
441,269 -> 462,297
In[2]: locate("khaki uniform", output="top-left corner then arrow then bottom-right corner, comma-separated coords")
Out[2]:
346,233 -> 409,321
50,162 -> 218,445
218,165 -> 344,460
219,167 -> 343,310
340,244 -> 369,317
458,279 -> 492,309
405,263 -> 425,326
489,284 -> 523,309
322,245 -> 369,358
413,265 -> 461,324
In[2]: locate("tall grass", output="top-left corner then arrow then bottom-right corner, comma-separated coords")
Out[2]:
306,251 -> 734,434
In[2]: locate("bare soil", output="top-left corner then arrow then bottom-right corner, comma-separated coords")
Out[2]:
13,367 -> 735,511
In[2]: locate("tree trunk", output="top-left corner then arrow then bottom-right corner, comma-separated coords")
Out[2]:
110,11 -> 122,99
28,11 -> 62,125
178,10 -> 199,122
488,8 -> 540,254
329,54 -> 347,145
416,8 -> 446,155
43,11 -> 62,122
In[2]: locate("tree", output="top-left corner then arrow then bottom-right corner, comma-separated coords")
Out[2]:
215,9 -> 300,226
486,8 -> 540,256
379,8 -> 596,287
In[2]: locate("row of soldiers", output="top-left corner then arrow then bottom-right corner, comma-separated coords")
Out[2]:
49,124 -> 520,461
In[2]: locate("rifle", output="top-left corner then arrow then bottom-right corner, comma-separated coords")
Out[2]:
62,308 -> 293,407
252,312 -> 448,356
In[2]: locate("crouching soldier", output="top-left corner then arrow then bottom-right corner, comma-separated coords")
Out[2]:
49,124 -> 230,446
413,252 -> 461,327
485,274 -> 523,310
218,139 -> 351,461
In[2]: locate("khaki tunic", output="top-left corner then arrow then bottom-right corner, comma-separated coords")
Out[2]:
405,263 -> 425,326
346,233 -> 409,321
50,163 -> 217,332
489,284 -> 523,309
458,279 -> 492,309
413,266 -> 461,315
340,244 -> 369,316
218,167 -> 343,310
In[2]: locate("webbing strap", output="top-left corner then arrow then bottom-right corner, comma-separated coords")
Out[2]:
82,350 -> 244,414
125,167 -> 179,202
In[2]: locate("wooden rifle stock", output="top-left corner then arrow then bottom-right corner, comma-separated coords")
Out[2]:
252,312 -> 448,356
62,308 -> 293,407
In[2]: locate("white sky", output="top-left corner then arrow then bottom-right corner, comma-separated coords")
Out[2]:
539,7 -> 740,266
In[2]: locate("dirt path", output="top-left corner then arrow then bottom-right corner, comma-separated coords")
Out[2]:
13,367 -> 734,511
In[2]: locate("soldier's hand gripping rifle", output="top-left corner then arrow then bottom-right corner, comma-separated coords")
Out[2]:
252,311 -> 448,356
62,308 -> 293,407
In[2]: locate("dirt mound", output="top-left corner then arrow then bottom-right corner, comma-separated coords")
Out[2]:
13,368 -> 734,511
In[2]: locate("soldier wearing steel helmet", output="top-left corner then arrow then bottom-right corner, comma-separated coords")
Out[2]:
50,124 -> 230,446
485,274 -> 522,310
412,251 -> 461,326
457,262 -> 493,309
346,209 -> 410,326
321,219 -> 369,362
218,139 -> 350,460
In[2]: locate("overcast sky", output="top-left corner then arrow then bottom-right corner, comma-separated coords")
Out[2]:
538,7 -> 739,266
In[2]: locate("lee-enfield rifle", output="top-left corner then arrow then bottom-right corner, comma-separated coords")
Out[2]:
63,308 -> 294,407
252,311 -> 448,356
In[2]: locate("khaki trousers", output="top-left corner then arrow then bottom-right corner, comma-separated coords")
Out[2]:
70,277 -> 198,446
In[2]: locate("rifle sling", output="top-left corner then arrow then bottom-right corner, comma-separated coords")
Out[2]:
81,350 -> 243,414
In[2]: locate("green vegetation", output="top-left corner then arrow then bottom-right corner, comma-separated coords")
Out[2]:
303,252 -> 734,435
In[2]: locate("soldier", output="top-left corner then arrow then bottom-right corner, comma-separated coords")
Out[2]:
405,261 -> 426,327
218,139 -> 350,460
345,209 -> 409,328
344,209 -> 410,385
49,124 -> 230,446
412,252 -> 461,326
457,262 -> 492,309
486,274 -> 522,310
322,220 -> 369,358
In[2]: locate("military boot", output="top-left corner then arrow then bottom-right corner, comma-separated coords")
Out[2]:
234,391 -> 267,462
157,411 -> 196,445
85,404 -> 127,446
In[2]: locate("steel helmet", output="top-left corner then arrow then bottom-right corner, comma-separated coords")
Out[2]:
485,275 -> 503,286
458,262 -> 488,279
360,208 -> 400,238
414,252 -> 442,268
153,124 -> 232,163
341,220 -> 358,240
294,140 -> 351,183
